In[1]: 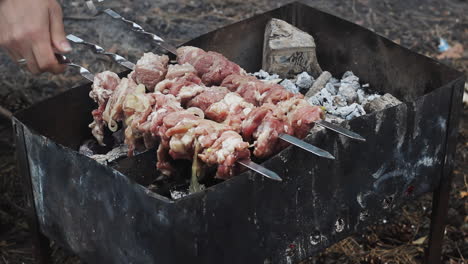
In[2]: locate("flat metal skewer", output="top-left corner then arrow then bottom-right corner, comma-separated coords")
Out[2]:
55,54 -> 95,82
101,9 -> 178,55
237,159 -> 282,181
278,134 -> 335,159
315,120 -> 366,141
66,34 -> 136,70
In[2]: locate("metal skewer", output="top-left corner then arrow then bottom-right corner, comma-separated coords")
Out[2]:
237,159 -> 282,181
55,54 -> 95,82
100,9 -> 178,55
278,134 -> 335,159
68,35 -> 335,160
315,120 -> 366,141
55,51 -> 281,181
66,35 -> 136,70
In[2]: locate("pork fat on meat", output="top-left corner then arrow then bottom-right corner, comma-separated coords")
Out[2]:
133,53 -> 169,91
177,46 -> 246,86
89,71 -> 121,145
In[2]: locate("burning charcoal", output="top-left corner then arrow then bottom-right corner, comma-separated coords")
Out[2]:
329,77 -> 340,87
295,72 -> 314,90
335,103 -> 366,120
79,139 -> 98,157
266,74 -> 280,81
253,69 -> 270,79
253,70 -> 280,81
280,79 -> 299,94
305,71 -> 332,98
326,114 -> 345,124
325,83 -> 337,95
364,93 -> 402,112
170,189 -> 189,200
90,145 -> 129,165
338,84 -> 358,104
307,95 -> 321,106
342,71 -> 355,79
263,18 -> 322,78
341,71 -> 361,91
310,114 -> 345,134
357,89 -> 366,104
332,95 -> 347,107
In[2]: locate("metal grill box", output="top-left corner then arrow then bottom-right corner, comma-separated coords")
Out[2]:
13,2 -> 464,264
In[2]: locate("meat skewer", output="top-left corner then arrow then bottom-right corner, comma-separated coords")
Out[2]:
67,35 -> 335,159
152,63 -> 334,159
84,7 -> 365,141
57,57 -> 281,181
177,46 -> 366,141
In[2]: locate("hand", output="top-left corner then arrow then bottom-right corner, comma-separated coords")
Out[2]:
0,0 -> 71,74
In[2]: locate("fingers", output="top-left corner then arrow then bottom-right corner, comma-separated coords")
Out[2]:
4,47 -> 21,63
0,0 -> 69,74
6,41 -> 41,74
32,36 -> 66,74
48,1 -> 71,53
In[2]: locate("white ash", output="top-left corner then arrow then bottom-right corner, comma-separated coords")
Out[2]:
339,84 -> 358,104
306,71 -> 384,120
90,145 -> 129,165
280,79 -> 299,94
306,71 -> 332,98
295,72 -> 314,90
253,70 -> 388,121
79,141 -> 129,165
79,140 -> 97,157
325,83 -> 337,95
170,189 -> 189,199
252,69 -> 279,81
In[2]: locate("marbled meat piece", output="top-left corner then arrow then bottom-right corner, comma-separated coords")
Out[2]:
199,131 -> 250,180
133,53 -> 169,91
166,63 -> 197,80
275,98 -> 325,138
241,104 -> 292,158
177,46 -> 246,85
90,71 -> 120,105
154,72 -> 203,98
222,74 -> 301,106
159,109 -> 250,179
205,92 -> 254,132
186,86 -> 230,111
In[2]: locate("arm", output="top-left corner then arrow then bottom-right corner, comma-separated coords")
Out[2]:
0,0 -> 71,74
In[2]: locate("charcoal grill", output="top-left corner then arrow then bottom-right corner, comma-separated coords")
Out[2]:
14,2 -> 465,264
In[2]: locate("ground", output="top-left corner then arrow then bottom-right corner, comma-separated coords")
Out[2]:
0,0 -> 466,263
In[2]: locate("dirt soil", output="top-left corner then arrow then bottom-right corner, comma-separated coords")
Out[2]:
0,0 -> 466,263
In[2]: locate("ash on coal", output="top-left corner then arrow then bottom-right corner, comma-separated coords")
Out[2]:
253,70 -> 387,120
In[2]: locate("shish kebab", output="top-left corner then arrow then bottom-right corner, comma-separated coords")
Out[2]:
88,7 -> 365,142
54,53 -> 282,181
67,34 -> 335,160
